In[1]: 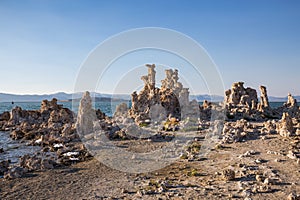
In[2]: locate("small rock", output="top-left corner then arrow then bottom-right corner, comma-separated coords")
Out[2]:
239,150 -> 256,158
20,155 -> 56,171
222,169 -> 235,181
263,178 -> 277,185
255,159 -> 264,164
10,129 -> 25,140
0,160 -> 11,175
242,189 -> 252,197
121,188 -> 128,193
267,151 -> 274,155
256,175 -> 264,182
157,186 -> 166,193
287,151 -> 297,160
287,192 -> 300,200
4,167 -> 27,179
34,137 -> 42,144
137,189 -> 146,196
53,143 -> 64,148
63,152 -> 79,157
259,185 -> 271,193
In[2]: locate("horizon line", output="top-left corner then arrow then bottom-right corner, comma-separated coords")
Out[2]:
0,91 -> 297,98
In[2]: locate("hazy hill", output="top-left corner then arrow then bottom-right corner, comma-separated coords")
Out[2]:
0,92 -> 132,102
0,92 -> 296,103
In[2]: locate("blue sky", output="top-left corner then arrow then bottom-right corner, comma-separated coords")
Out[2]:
0,0 -> 300,96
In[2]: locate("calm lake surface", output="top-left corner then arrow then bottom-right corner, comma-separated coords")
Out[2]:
0,101 -> 131,117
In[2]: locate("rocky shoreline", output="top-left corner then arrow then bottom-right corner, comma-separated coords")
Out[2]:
0,64 -> 300,199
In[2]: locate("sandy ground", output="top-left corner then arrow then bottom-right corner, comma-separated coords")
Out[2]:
0,130 -> 299,200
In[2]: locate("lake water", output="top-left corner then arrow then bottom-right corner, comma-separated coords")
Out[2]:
0,101 -> 131,117
0,131 -> 41,164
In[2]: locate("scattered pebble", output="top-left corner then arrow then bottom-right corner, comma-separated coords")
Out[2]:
63,152 -> 79,157
255,175 -> 264,182
287,151 -> 298,160
263,178 -> 277,185
255,159 -> 264,164
53,143 -> 64,148
287,192 -> 300,200
221,169 -> 235,181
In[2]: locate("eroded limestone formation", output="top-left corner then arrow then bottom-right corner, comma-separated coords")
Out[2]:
286,93 -> 297,108
128,64 -> 197,124
221,119 -> 252,143
76,91 -> 97,135
271,93 -> 300,119
0,98 -> 75,140
161,69 -> 183,97
41,98 -> 62,113
225,82 -> 258,109
114,103 -> 129,118
259,86 -> 270,109
284,93 -> 299,117
224,82 -> 291,120
224,82 -> 261,120
261,120 -> 277,134
277,112 -> 294,137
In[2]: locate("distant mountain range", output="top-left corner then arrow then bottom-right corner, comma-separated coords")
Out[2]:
190,95 -> 300,103
0,92 -> 298,103
0,92 -> 131,102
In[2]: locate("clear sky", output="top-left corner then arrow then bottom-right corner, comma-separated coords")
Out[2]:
0,0 -> 300,96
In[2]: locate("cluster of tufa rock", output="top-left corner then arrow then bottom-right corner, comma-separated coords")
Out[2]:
0,98 -> 76,143
225,82 -> 276,120
0,96 -> 101,178
128,64 -> 200,125
225,82 -> 258,109
225,81 -> 300,121
277,112 -> 295,137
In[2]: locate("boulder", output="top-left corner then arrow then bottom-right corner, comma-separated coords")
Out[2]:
19,155 -> 55,171
96,109 -> 106,120
0,111 -> 10,121
277,112 -> 294,137
9,106 -> 28,125
4,167 -> 27,179
222,168 -> 235,181
262,120 -> 277,134
114,103 -> 128,118
10,129 -> 25,140
0,160 -> 10,175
